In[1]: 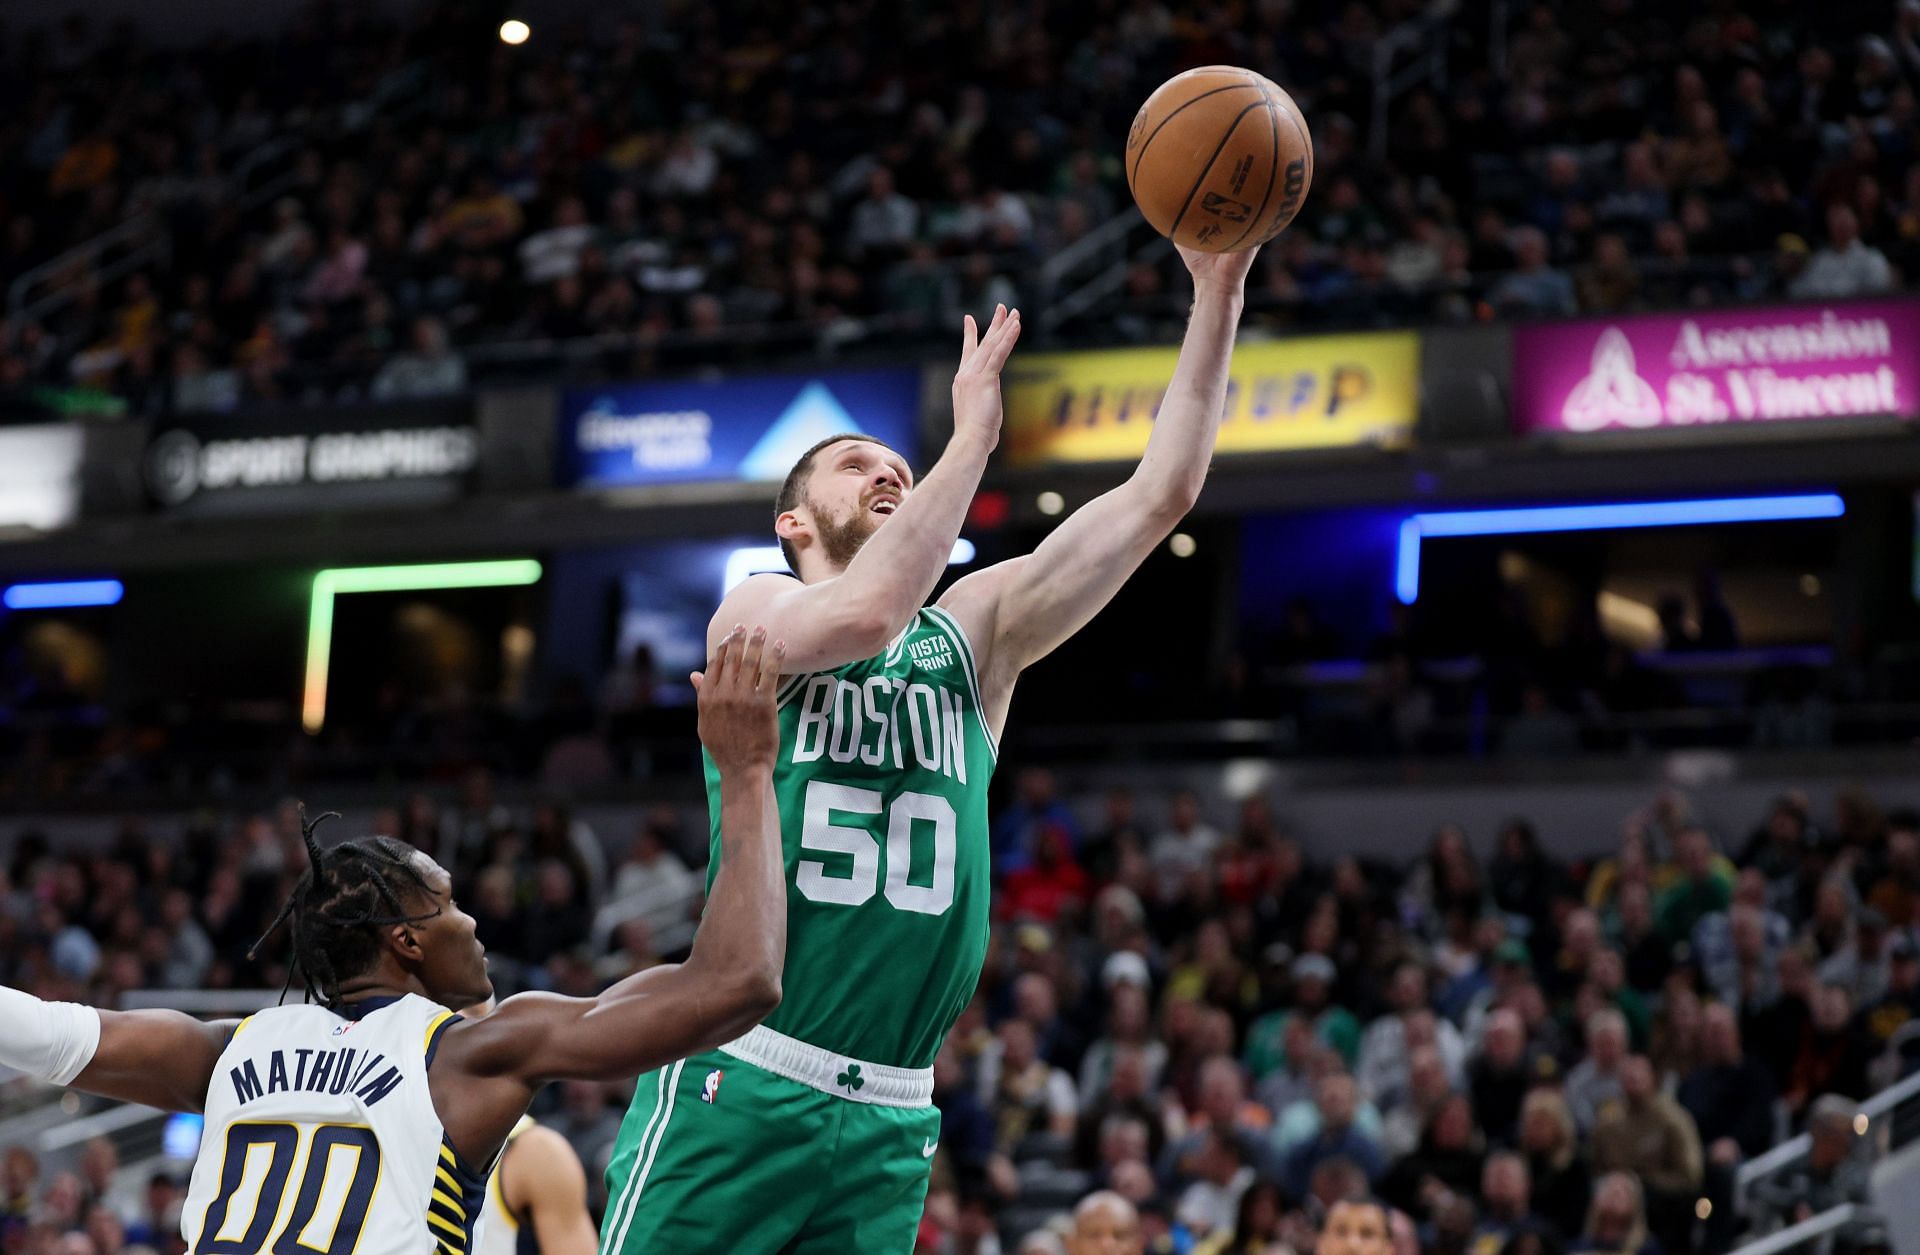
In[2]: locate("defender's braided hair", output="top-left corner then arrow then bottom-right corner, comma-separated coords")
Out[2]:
249,807 -> 442,1009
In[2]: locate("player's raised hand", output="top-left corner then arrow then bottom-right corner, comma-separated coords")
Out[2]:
693,625 -> 784,776
1175,243 -> 1260,297
951,302 -> 1022,449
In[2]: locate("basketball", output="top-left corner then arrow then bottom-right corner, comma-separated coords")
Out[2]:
1125,66 -> 1313,253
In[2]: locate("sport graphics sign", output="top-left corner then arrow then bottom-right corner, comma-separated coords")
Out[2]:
144,401 -> 479,512
1514,300 -> 1920,434
561,369 -> 921,488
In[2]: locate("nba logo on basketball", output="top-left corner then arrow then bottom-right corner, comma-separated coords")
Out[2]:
701,1069 -> 723,1104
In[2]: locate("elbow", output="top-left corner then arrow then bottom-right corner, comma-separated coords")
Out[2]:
1143,479 -> 1202,528
728,968 -> 783,1026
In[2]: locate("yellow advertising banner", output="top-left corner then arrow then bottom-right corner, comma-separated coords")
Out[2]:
1002,331 -> 1420,468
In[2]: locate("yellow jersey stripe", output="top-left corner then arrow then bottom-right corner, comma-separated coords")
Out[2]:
426,1210 -> 466,1240
422,1010 -> 456,1054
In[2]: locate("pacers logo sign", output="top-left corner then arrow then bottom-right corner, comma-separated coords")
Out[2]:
1001,332 -> 1419,468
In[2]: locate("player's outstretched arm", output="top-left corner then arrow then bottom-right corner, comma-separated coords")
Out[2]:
0,984 -> 236,1112
712,305 -> 1020,672
504,1125 -> 597,1255
436,627 -> 785,1098
941,248 -> 1255,687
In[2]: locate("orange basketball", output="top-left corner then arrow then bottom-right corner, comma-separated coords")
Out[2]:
1125,66 -> 1314,253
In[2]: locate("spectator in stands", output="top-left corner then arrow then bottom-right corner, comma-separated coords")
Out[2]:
1281,1072 -> 1385,1200
1656,828 -> 1733,946
1150,791 -> 1221,902
1564,1009 -> 1631,1133
1173,1129 -> 1257,1242
1357,965 -> 1464,1107
1002,826 -> 1090,925
1786,981 -> 1876,1115
1790,204 -> 1896,298
369,316 -> 466,400
1472,1151 -> 1559,1249
1379,1090 -> 1481,1223
1694,872 -> 1789,1011
1519,1088 -> 1591,1240
1591,1056 -> 1702,1249
1487,226 -> 1578,316
933,1044 -> 998,1199
600,815 -> 699,956
1066,1191 -> 1141,1255
1160,1058 -> 1271,1190
1076,1050 -> 1161,1174
1678,1003 -> 1777,1163
1081,974 -> 1167,1098
1866,822 -> 1920,928
1468,1007 -> 1538,1146
1802,877 -> 1859,963
1378,1045 -> 1453,1161
994,769 -> 1082,875
1750,1094 -> 1872,1228
1011,972 -> 1084,1074
981,1018 -> 1079,1156
1571,1172 -> 1660,1255
1822,906 -> 1896,1009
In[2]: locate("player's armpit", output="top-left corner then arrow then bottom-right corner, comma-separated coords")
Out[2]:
74,1010 -> 238,1113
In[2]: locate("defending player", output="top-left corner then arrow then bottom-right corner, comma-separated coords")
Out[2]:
605,245 -> 1260,1253
0,627 -> 785,1255
477,1116 -> 597,1255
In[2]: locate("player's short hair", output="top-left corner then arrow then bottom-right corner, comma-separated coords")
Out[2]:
250,808 -> 439,1008
774,433 -> 898,573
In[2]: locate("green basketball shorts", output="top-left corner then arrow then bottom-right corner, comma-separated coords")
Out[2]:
599,1026 -> 941,1255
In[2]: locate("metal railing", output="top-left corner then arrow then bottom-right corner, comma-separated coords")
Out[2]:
1369,0 -> 1462,157
6,212 -> 168,326
1035,209 -> 1167,333
1730,1205 -> 1864,1255
7,58 -> 437,335
1736,1069 -> 1920,1195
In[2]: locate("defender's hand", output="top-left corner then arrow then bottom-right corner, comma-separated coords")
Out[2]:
951,303 -> 1022,450
693,626 -> 784,776
1175,243 -> 1259,297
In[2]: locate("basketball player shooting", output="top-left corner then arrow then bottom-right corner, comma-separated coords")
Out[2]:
0,627 -> 787,1255
602,243 -> 1260,1254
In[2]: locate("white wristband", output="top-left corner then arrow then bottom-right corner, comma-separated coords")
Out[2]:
0,985 -> 102,1086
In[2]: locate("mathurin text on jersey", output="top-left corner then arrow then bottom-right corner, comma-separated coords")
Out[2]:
228,1046 -> 405,1107
790,674 -> 969,785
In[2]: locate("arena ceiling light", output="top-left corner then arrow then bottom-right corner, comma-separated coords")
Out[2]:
1,579 -> 124,610
1394,493 -> 1846,605
303,559 -> 543,733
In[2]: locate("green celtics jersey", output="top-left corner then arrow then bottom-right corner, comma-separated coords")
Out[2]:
702,606 -> 996,1070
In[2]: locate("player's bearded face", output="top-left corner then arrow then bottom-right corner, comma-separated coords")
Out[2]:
806,490 -> 887,566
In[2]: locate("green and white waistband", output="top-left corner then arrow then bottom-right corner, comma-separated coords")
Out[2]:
717,1024 -> 934,1108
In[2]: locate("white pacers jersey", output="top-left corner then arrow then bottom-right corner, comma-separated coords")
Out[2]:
476,1116 -> 535,1255
182,993 -> 490,1255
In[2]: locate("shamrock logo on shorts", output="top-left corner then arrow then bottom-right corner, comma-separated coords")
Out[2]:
837,1063 -> 865,1093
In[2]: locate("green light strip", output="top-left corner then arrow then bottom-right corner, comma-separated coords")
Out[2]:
302,559 -> 542,733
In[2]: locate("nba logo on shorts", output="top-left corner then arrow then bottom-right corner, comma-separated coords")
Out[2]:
701,1069 -> 723,1104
